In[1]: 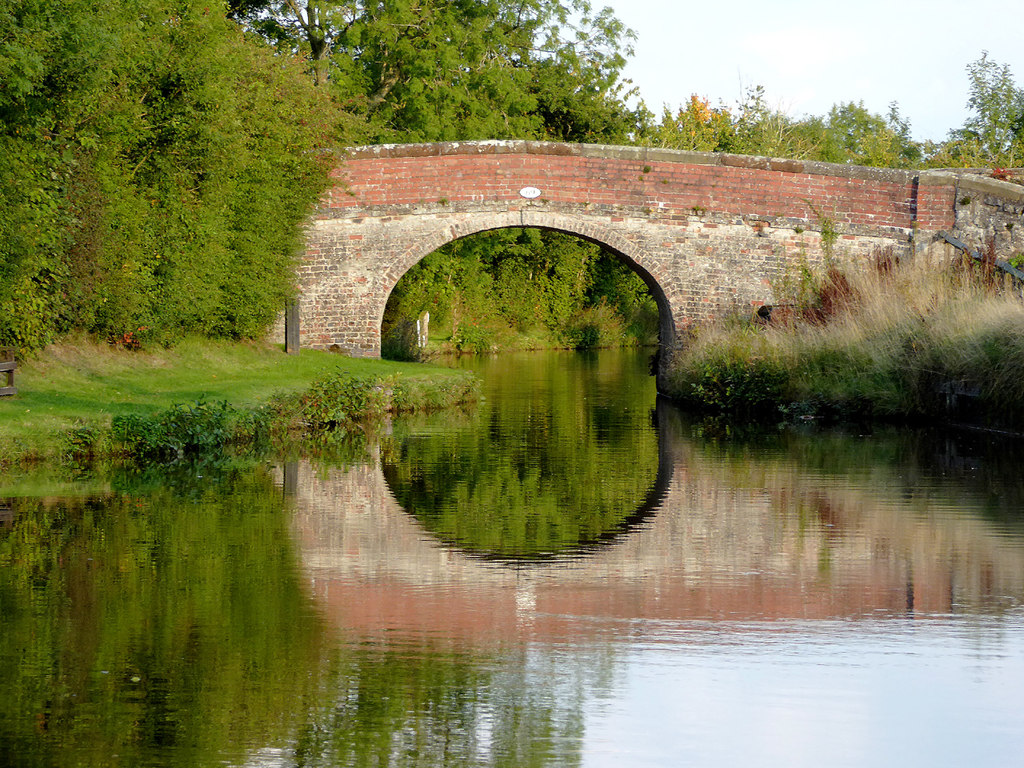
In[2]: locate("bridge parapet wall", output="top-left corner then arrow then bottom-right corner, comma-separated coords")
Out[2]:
324,141 -> 956,234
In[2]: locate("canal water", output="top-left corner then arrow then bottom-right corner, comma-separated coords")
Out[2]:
3,349 -> 1024,766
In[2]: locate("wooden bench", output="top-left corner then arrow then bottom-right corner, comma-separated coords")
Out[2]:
0,348 -> 16,397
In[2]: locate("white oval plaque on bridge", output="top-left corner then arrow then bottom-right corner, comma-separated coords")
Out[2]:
519,186 -> 542,199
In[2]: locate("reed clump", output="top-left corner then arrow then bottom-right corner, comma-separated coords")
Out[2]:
664,253 -> 1024,427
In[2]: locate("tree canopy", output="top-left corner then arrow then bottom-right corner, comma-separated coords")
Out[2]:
229,0 -> 645,143
1,0 -> 339,351
937,51 -> 1024,167
648,54 -> 1023,170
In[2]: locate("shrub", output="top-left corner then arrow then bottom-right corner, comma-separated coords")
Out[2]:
299,374 -> 396,432
563,301 -> 627,350
112,399 -> 235,461
299,370 -> 480,433
666,331 -> 789,417
452,319 -> 497,354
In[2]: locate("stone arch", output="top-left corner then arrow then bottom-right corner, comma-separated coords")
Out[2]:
378,210 -> 677,352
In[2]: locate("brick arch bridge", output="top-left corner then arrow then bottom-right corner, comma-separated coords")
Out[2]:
292,140 -> 1024,358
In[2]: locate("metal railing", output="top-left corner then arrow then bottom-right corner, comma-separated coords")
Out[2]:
937,231 -> 1024,291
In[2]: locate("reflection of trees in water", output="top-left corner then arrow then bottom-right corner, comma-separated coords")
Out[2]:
301,397 -> 1024,623
8,366 -> 1024,766
290,642 -> 616,767
0,468 -> 325,767
287,409 -> 1024,764
1,462 -> 616,768
382,350 -> 661,561
684,414 -> 1024,524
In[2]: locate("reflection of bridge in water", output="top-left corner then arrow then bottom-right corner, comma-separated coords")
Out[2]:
285,415 -> 1024,645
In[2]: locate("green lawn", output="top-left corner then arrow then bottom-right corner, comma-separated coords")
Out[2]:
0,337 -> 466,465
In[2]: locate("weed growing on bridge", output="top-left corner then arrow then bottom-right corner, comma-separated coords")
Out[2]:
804,201 -> 840,262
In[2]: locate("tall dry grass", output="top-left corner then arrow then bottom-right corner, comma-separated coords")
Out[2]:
664,255 -> 1024,424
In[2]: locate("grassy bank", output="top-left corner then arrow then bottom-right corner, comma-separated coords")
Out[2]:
663,256 -> 1024,428
0,337 -> 479,467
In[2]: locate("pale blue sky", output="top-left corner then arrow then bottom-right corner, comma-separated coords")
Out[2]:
604,0 -> 1024,141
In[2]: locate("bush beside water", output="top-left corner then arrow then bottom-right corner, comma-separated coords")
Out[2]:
300,372 -> 480,431
663,256 -> 1024,428
112,400 -> 247,461
99,373 -> 480,463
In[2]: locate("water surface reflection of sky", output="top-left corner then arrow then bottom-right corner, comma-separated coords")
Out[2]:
581,618 -> 1024,767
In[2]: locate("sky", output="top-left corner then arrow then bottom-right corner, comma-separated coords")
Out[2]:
602,0 -> 1024,142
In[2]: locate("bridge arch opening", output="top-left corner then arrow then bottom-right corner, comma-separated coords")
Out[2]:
379,221 -> 674,363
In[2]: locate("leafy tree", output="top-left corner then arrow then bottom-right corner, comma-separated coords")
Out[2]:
0,0 -> 339,351
649,86 -> 817,159
233,0 -> 642,143
805,101 -> 921,167
939,52 -> 1024,167
383,228 -> 657,354
651,95 -> 735,151
529,4 -> 646,143
0,0 -> 81,349
648,90 -> 928,168
730,85 -> 814,158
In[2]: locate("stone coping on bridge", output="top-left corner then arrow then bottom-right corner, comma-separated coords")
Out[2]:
946,173 -> 1024,205
339,139 -> 1022,192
